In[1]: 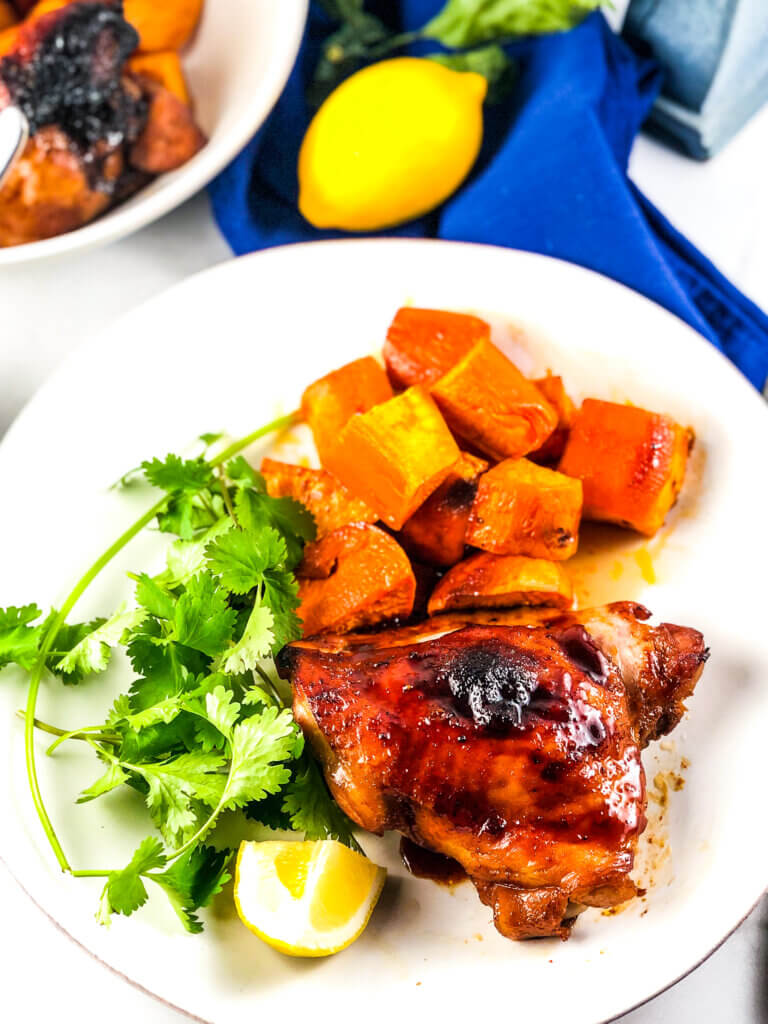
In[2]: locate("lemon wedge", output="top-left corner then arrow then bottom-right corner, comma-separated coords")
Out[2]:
234,839 -> 386,957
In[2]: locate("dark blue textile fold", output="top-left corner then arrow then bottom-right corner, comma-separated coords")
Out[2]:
208,6 -> 768,391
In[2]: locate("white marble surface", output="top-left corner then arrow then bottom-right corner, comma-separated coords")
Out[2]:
2,103 -> 768,1022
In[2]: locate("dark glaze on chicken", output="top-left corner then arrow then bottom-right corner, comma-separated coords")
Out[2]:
277,602 -> 708,940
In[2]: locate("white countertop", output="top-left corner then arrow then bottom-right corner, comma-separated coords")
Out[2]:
1,104 -> 767,1022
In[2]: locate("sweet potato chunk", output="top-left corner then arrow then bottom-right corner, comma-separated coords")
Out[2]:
431,340 -> 558,461
298,524 -> 416,636
301,356 -> 393,465
558,399 -> 693,536
0,127 -> 111,246
324,386 -> 460,530
0,23 -> 17,53
129,79 -> 205,174
398,451 -> 487,566
466,458 -> 582,560
383,307 -> 490,389
260,457 -> 376,538
530,375 -> 574,464
128,50 -> 190,105
124,0 -> 203,52
0,2 -> 18,30
427,553 -> 573,615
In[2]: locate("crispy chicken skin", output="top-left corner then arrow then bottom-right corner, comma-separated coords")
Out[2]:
277,603 -> 708,940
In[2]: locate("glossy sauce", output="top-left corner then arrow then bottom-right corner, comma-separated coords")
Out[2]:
400,837 -> 466,885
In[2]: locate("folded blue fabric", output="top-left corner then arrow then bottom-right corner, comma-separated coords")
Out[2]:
208,5 -> 768,391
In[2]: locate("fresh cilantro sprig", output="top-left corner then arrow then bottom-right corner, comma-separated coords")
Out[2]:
0,411 -> 363,932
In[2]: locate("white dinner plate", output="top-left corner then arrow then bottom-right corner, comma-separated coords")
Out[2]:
0,240 -> 766,1023
0,0 -> 308,265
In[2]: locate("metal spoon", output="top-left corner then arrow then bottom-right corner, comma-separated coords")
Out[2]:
0,106 -> 29,188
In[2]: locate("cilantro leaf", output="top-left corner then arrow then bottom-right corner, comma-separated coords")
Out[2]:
172,573 -> 236,658
282,756 -> 360,848
234,490 -> 315,570
78,760 -> 129,803
126,618 -> 208,688
141,455 -> 214,494
150,845 -> 232,934
47,616 -> 108,684
157,518 -> 232,588
205,526 -> 287,596
0,604 -> 44,671
55,606 -> 145,679
130,751 -> 227,847
97,837 -> 166,925
134,573 -> 176,620
221,706 -> 297,810
225,456 -> 265,491
220,604 -> 274,674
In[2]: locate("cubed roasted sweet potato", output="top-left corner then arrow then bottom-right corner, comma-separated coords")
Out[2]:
427,553 -> 573,615
431,340 -> 558,461
558,398 -> 693,536
0,127 -> 111,247
129,79 -> 206,174
298,524 -> 416,635
466,458 -> 582,560
260,457 -> 376,538
398,451 -> 487,566
530,375 -> 574,464
128,50 -> 190,105
0,1 -> 18,30
0,23 -> 17,52
324,386 -> 460,530
301,356 -> 393,465
125,0 -> 203,52
383,307 -> 490,389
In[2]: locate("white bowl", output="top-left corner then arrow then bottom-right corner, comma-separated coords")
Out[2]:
0,0 -> 308,265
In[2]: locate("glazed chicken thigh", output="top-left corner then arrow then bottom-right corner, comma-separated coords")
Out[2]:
277,602 -> 707,940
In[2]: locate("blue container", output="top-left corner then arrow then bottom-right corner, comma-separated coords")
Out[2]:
623,0 -> 768,158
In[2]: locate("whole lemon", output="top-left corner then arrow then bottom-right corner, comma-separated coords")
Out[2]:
298,57 -> 487,232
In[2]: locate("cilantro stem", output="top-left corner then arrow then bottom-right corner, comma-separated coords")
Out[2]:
23,410 -> 299,874
19,713 -> 120,747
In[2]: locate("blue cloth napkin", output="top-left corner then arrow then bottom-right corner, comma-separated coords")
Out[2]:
208,5 -> 768,392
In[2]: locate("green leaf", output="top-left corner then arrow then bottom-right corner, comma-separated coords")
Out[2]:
172,573 -> 236,658
309,10 -> 392,107
46,616 -> 108,684
78,760 -> 129,803
429,43 -> 515,97
55,606 -> 146,679
150,845 -> 232,933
97,837 -> 167,925
234,491 -> 315,570
281,756 -> 360,848
126,618 -> 209,689
222,706 -> 297,810
262,572 -> 302,653
200,685 -> 241,741
132,752 -> 227,847
141,454 -> 214,495
220,604 -> 275,675
158,517 -> 232,588
156,491 -> 225,541
225,456 -> 265,492
134,573 -> 176,620
423,0 -> 601,48
205,526 -> 287,596
0,604 -> 44,671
